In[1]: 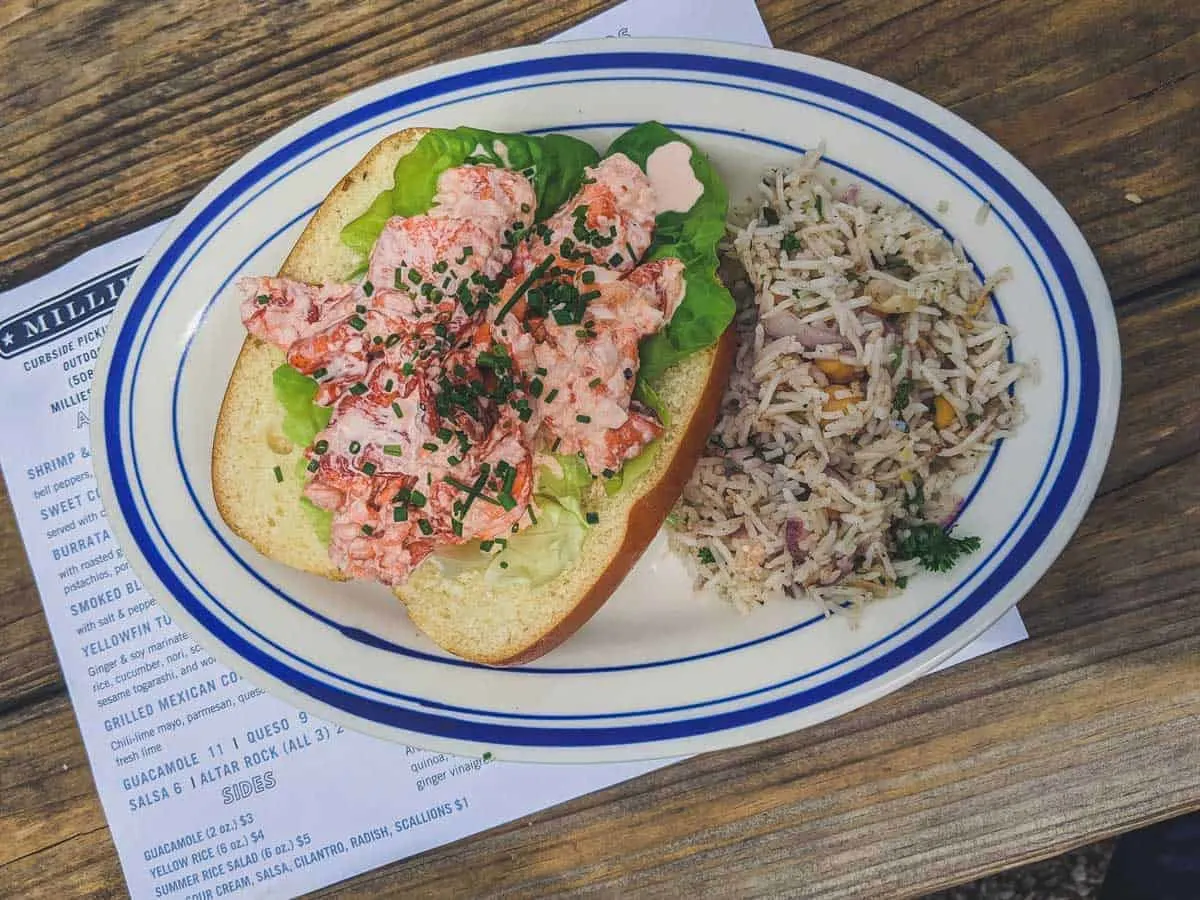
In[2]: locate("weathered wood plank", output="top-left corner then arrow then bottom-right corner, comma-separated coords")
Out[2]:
0,695 -> 110,869
0,0 -> 615,289
1097,279 -> 1200,494
0,480 -> 58,711
1,0 -> 1197,300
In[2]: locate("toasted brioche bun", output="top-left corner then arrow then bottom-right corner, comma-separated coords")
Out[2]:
212,126 -> 734,665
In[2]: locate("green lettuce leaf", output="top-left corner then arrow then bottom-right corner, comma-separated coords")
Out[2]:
340,190 -> 397,259
603,439 -> 661,497
340,127 -> 600,262
300,496 -> 333,545
535,453 -> 592,502
274,365 -> 333,541
430,497 -> 587,587
272,364 -> 333,447
483,499 -> 587,589
604,121 -> 735,384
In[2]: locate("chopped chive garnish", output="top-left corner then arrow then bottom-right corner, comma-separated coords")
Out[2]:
256,294 -> 270,305
348,441 -> 361,454
576,414 -> 591,423
361,524 -> 374,536
392,488 -> 410,503
402,362 -> 415,376
602,468 -> 615,478
362,280 -> 373,295
433,260 -> 448,274
589,377 -> 602,388
393,506 -> 408,522
436,427 -> 453,442
349,382 -> 367,395
418,519 -> 433,535
585,511 -> 599,525
311,367 -> 327,379
527,507 -> 538,526
551,437 -> 562,452
545,388 -> 559,403
349,315 -> 366,330
529,378 -> 543,398
361,462 -> 377,475
443,476 -> 501,506
409,490 -> 427,508
451,518 -> 463,537
422,442 -> 439,452
307,460 -> 319,472
384,379 -> 394,391
480,540 -> 494,552
408,269 -> 422,284
448,455 -> 461,466
495,254 -> 555,324
581,270 -> 595,285
497,492 -> 517,511
384,444 -> 403,457
608,253 -> 623,267
534,366 -> 548,377
314,439 -> 329,454
392,401 -> 404,418
272,466 -> 283,483
386,333 -> 401,347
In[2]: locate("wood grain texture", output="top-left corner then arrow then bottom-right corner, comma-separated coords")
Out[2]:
0,0 -> 1198,897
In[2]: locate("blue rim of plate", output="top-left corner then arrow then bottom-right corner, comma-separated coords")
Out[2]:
101,49 -> 1101,748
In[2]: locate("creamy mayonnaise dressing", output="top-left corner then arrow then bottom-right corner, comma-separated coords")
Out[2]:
646,141 -> 703,214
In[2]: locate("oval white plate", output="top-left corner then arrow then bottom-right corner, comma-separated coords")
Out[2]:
91,38 -> 1119,763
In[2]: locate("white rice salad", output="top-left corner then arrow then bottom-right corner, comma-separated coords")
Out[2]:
668,146 -> 1026,615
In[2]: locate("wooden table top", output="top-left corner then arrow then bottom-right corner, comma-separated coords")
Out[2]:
2,1 -> 1198,897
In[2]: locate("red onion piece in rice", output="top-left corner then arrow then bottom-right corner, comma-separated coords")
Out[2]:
762,315 -> 846,346
785,518 -> 809,562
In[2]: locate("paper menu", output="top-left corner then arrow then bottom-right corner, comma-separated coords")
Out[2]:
0,2 -> 1026,897
551,0 -> 773,43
